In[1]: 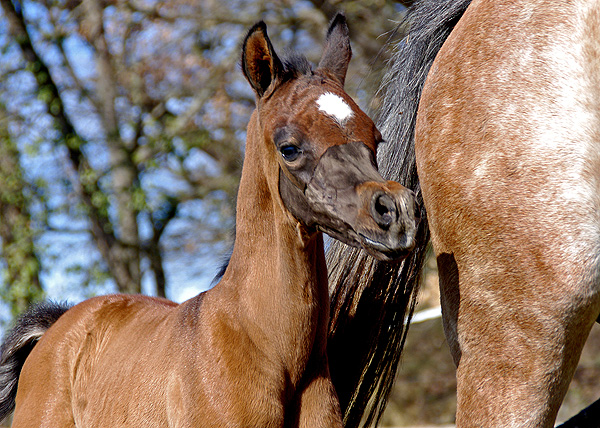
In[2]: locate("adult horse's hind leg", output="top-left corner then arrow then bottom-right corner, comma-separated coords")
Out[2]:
415,1 -> 600,426
434,249 -> 599,426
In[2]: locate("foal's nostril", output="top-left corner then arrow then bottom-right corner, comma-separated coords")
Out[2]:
371,193 -> 397,229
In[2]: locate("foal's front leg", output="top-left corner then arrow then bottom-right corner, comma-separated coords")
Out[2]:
292,360 -> 343,428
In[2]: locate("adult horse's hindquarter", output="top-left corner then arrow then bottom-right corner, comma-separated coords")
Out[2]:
416,1 -> 600,426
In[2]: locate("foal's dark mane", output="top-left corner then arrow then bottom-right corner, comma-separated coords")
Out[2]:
326,1 -> 472,427
282,53 -> 313,78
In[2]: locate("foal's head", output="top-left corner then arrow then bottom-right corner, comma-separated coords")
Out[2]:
241,14 -> 418,261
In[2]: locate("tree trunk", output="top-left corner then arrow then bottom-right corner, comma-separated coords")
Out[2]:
0,109 -> 43,315
83,0 -> 142,294
0,0 -> 142,294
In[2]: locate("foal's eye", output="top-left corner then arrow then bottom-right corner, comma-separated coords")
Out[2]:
280,145 -> 301,162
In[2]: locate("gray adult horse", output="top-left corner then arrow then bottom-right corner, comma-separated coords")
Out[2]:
327,1 -> 600,426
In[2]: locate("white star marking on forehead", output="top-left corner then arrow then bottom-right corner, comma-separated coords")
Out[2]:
316,92 -> 354,124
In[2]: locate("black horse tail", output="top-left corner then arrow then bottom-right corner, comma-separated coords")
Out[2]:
0,302 -> 70,421
326,1 -> 472,426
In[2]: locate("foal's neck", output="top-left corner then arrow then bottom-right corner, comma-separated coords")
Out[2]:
210,112 -> 330,365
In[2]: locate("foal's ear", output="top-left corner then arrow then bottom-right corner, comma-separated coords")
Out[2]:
242,22 -> 284,98
317,13 -> 352,86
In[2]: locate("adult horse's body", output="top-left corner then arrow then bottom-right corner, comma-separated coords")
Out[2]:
327,1 -> 600,427
0,15 -> 418,427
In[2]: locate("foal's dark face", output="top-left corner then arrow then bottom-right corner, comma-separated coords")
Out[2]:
243,16 -> 418,261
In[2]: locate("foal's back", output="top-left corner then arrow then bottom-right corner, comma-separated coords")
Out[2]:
15,295 -> 185,426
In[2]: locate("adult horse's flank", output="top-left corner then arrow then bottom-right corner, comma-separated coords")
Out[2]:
0,15 -> 418,427
327,1 -> 600,427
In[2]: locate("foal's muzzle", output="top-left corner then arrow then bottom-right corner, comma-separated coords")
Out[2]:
354,180 -> 419,261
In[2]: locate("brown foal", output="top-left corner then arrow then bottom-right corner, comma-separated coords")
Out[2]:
0,14 -> 418,427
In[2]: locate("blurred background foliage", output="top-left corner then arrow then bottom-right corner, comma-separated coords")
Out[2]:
1,1 -> 599,426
